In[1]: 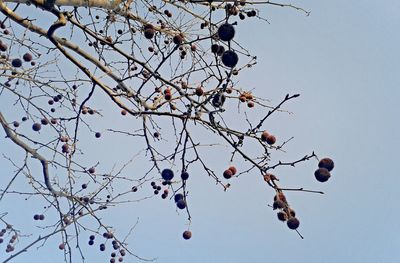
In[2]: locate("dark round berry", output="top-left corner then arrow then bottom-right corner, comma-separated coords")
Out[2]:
23,53 -> 33,62
41,118 -> 49,125
82,184 -> 87,189
176,199 -> 186,209
223,169 -> 233,179
95,132 -> 101,138
161,168 -> 174,181
211,44 -> 219,54
11,58 -> 22,68
174,193 -> 184,202
266,135 -> 276,145
144,27 -> 155,39
100,243 -> 106,251
32,123 -> 41,131
221,50 -> 239,68
33,214 -> 40,220
287,217 -> 300,230
218,23 -> 235,41
277,211 -> 288,221
314,168 -> 331,182
182,230 -> 192,240
89,235 -> 95,240
181,171 -> 189,180
318,158 -> 334,172
173,34 -> 184,45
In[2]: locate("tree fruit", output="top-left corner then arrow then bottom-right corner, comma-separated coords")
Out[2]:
11,58 -> 22,68
318,158 -> 334,171
32,123 -> 41,131
266,135 -> 276,145
218,23 -> 235,41
223,169 -> 233,179
228,166 -> 237,175
174,193 -> 184,202
176,199 -> 186,209
314,167 -> 331,182
182,230 -> 192,240
287,217 -> 300,230
277,211 -> 288,221
23,53 -> 33,62
161,168 -> 174,180
181,171 -> 189,180
221,50 -> 239,68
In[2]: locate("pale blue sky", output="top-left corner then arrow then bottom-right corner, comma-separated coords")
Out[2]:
1,1 -> 400,262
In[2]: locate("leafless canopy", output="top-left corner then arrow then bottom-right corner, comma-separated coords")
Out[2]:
0,0 -> 330,262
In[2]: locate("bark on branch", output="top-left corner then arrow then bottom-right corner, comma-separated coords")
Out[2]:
2,0 -> 123,10
0,112 -> 68,197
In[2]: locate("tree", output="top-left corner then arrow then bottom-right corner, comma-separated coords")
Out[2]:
0,0 -> 333,262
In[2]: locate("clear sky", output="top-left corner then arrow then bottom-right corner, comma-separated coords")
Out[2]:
1,1 -> 400,263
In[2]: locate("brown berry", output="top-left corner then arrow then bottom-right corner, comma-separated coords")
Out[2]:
287,217 -> 300,230
173,34 -> 184,45
314,168 -> 331,182
144,27 -> 155,39
266,135 -> 276,145
277,211 -> 288,221
195,87 -> 204,96
23,53 -> 33,62
318,158 -> 334,172
228,166 -> 237,175
223,169 -> 233,179
261,131 -> 269,142
164,93 -> 172,100
182,230 -> 192,240
247,101 -> 254,108
32,123 -> 41,131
